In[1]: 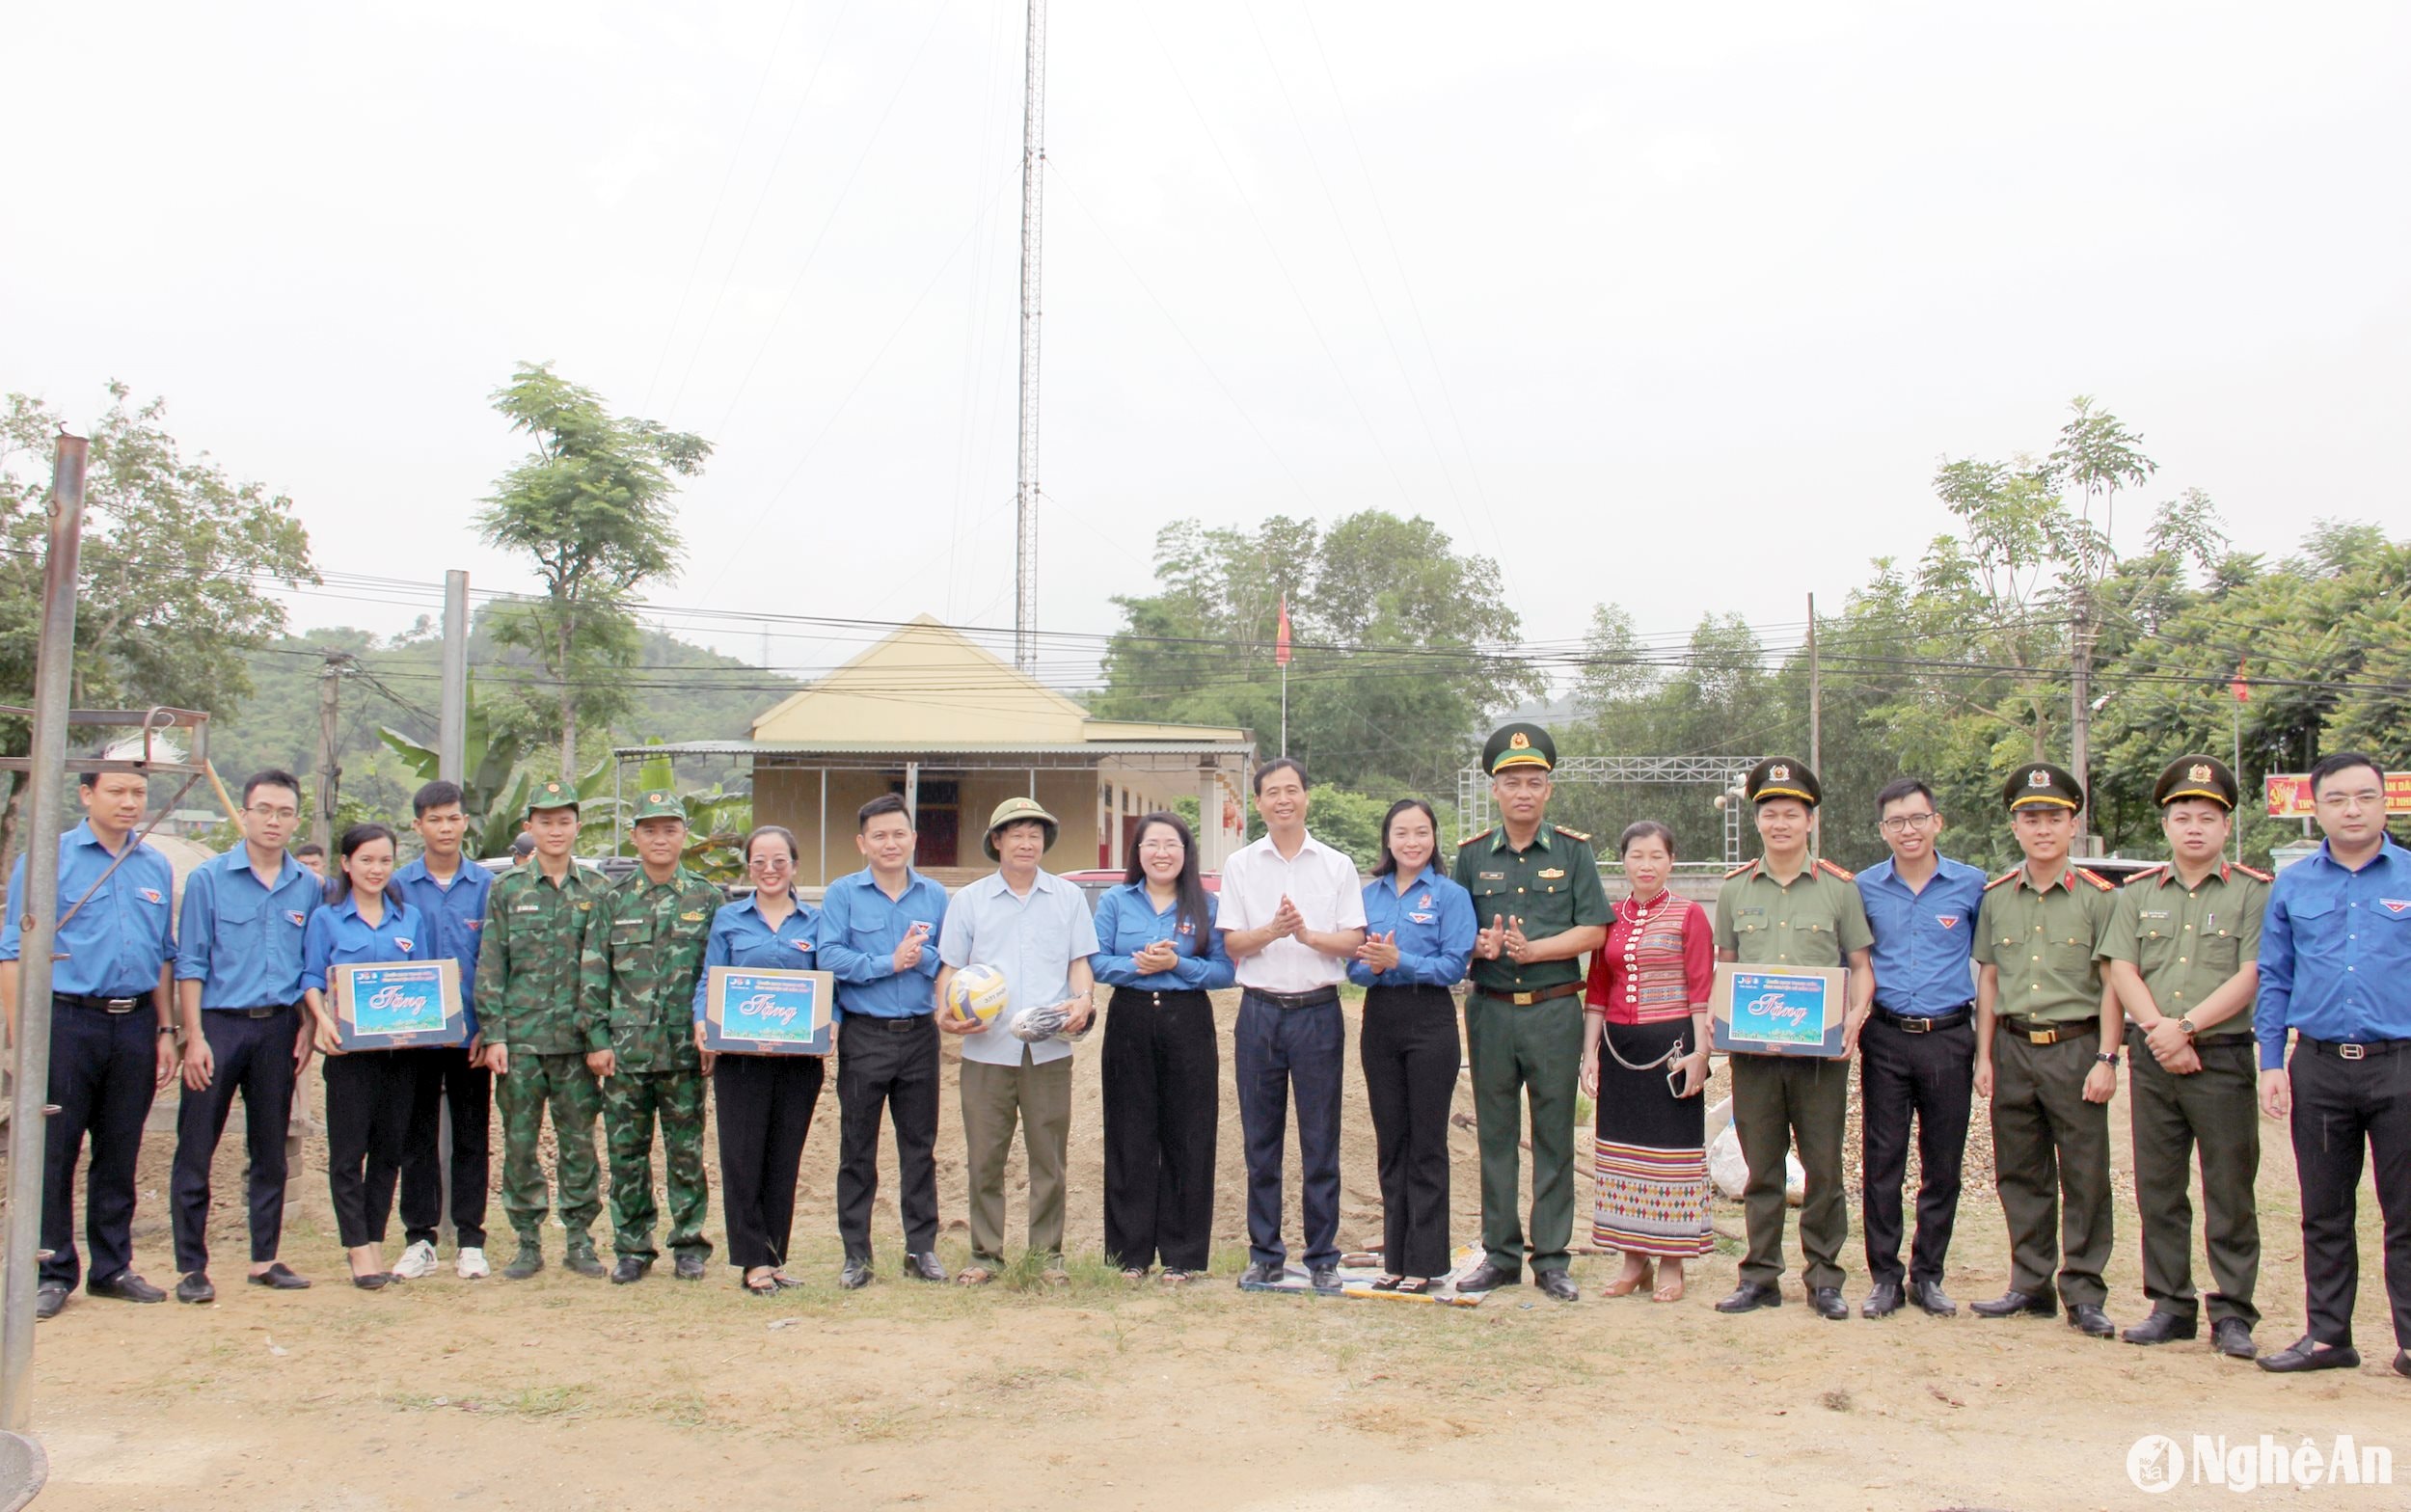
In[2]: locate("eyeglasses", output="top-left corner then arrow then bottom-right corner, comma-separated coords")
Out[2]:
245,804 -> 299,822
1137,841 -> 1184,854
747,854 -> 795,869
1877,813 -> 1937,833
2316,789 -> 2383,810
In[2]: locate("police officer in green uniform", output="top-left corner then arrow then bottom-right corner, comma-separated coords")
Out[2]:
1970,761 -> 2124,1337
2101,755 -> 2267,1359
1712,758 -> 1875,1319
478,780 -> 610,1280
1450,723 -> 1610,1301
582,789 -> 723,1284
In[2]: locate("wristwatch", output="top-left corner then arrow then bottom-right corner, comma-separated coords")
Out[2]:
2175,1016 -> 2197,1039
2095,1049 -> 2122,1067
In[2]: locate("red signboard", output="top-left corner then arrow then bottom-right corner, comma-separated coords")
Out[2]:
2263,771 -> 2411,819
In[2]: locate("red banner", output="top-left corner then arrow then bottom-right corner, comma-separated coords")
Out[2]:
2263,770 -> 2411,819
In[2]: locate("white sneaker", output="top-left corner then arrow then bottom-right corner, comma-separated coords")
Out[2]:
455,1246 -> 490,1281
392,1239 -> 439,1280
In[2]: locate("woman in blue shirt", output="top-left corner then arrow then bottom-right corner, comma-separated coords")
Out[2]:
1349,798 -> 1476,1291
301,824 -> 430,1290
691,826 -> 826,1296
1092,813 -> 1234,1283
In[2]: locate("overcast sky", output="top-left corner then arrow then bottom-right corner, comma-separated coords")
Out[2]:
7,1 -> 2405,688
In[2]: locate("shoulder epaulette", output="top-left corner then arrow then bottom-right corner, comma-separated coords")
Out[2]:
1458,827 -> 1494,847
2235,863 -> 2273,882
1984,870 -> 2020,892
1722,862 -> 1753,880
1553,824 -> 1591,844
2073,866 -> 2117,892
2124,863 -> 2169,887
1814,856 -> 1856,882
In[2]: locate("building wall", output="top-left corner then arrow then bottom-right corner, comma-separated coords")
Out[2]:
757,762 -> 1104,887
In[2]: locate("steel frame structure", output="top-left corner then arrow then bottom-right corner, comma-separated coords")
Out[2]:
1457,753 -> 1765,868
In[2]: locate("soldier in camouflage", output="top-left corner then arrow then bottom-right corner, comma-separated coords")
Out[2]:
582,789 -> 721,1282
476,781 -> 609,1280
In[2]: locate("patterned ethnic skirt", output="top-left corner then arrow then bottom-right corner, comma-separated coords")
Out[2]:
1591,1017 -> 1714,1257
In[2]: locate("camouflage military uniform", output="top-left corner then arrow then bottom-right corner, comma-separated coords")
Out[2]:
582,865 -> 722,1262
476,861 -> 608,1251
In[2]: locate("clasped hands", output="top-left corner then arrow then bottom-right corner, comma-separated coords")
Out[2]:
1473,914 -> 1531,963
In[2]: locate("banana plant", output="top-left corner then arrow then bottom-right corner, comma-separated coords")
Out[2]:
380,685 -> 611,859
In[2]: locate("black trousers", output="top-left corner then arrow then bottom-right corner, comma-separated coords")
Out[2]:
171,1007 -> 300,1273
41,1003 -> 162,1290
399,1045 -> 492,1249
1858,1012 -> 1975,1287
324,1051 -> 417,1249
1101,987 -> 1219,1272
2288,1041 -> 2411,1350
1359,986 -> 1460,1278
1235,990 -> 1345,1271
834,1013 -> 941,1261
714,1053 -> 826,1270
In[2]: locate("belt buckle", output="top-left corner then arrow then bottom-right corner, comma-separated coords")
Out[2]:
1899,1016 -> 1930,1035
2340,1042 -> 2366,1061
103,998 -> 137,1014
1510,990 -> 1537,1006
2028,1028 -> 2052,1045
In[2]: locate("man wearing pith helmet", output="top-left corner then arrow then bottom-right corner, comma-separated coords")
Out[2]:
2099,754 -> 2268,1359
1969,761 -> 2125,1338
1711,758 -> 1875,1320
1450,722 -> 1610,1300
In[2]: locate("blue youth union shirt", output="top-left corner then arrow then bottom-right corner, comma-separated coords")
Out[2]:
811,868 -> 947,1020
301,893 -> 431,993
1347,865 -> 1476,989
176,848 -> 322,1010
1090,883 -> 1235,991
390,855 -> 495,1034
691,892 -> 822,1024
2255,838 -> 2411,1070
0,822 -> 177,998
1856,854 -> 1989,1016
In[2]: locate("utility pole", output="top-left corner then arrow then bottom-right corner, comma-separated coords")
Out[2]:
2070,590 -> 2094,853
1012,0 -> 1048,673
439,571 -> 469,784
313,652 -> 347,855
1806,592 -> 1821,860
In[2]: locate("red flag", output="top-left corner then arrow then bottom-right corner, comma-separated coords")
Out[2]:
2231,660 -> 2249,703
1274,598 -> 1293,667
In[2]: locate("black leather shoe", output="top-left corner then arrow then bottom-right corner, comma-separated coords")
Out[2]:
1715,1281 -> 1783,1313
839,1258 -> 874,1290
562,1245 -> 607,1279
2212,1319 -> 2259,1360
1309,1265 -> 1343,1293
2393,1349 -> 2408,1379
2121,1310 -> 2198,1345
2257,1336 -> 2359,1373
1810,1286 -> 1849,1320
1534,1270 -> 1579,1303
247,1262 -> 311,1290
2067,1303 -> 2115,1337
1454,1261 -> 1515,1294
1910,1279 -> 1959,1317
501,1242 -> 545,1281
34,1285 -> 67,1321
88,1272 -> 166,1304
1237,1260 -> 1287,1289
1971,1288 -> 2054,1318
1862,1282 -> 1903,1318
610,1256 -> 652,1285
672,1253 -> 706,1282
905,1252 -> 947,1283
176,1272 -> 215,1305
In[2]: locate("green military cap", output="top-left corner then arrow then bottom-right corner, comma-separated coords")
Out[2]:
2153,753 -> 2238,810
629,788 -> 688,824
982,795 -> 1059,860
525,779 -> 580,817
2004,761 -> 2084,812
1745,756 -> 1820,808
1482,722 -> 1556,774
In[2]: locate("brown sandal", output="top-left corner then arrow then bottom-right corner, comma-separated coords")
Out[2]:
955,1264 -> 996,1286
1602,1259 -> 1656,1298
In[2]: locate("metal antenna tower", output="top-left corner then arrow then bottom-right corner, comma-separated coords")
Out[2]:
1013,0 -> 1046,672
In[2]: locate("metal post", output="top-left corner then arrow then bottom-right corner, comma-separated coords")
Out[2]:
2,433 -> 89,1429
1806,593 -> 1820,861
816,769 -> 827,888
439,572 -> 469,784
1012,0 -> 1049,672
312,654 -> 342,855
903,762 -> 920,827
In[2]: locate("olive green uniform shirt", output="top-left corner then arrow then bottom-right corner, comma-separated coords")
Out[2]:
1712,857 -> 1874,969
1452,824 -> 1612,996
2098,862 -> 2267,1038
1973,864 -> 2118,1024
579,866 -> 722,1074
475,863 -> 606,1056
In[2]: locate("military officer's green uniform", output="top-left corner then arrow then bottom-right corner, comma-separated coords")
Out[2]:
1712,758 -> 1873,1311
2101,755 -> 2267,1342
1972,761 -> 2120,1321
582,789 -> 721,1278
1452,724 -> 1611,1288
476,781 -> 609,1279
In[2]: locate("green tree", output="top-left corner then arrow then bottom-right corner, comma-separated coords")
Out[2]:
476,363 -> 710,779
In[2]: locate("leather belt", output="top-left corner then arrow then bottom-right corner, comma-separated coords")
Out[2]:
1873,1004 -> 1970,1034
56,992 -> 143,1014
1476,981 -> 1584,1007
220,1004 -> 294,1019
848,1013 -> 934,1034
1244,986 -> 1339,1010
1997,1016 -> 2096,1046
2301,1035 -> 2409,1061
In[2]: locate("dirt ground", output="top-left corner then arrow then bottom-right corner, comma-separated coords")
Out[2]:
14,988 -> 2408,1512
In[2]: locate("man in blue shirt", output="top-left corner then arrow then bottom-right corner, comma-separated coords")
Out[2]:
169,769 -> 322,1302
812,795 -> 948,1289
0,755 -> 180,1318
389,779 -> 498,1282
2252,751 -> 2411,1379
1854,777 -> 1989,1320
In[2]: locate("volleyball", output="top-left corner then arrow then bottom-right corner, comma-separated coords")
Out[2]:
945,963 -> 1010,1027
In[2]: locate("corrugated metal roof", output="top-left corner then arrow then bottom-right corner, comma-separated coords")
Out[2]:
612,740 -> 1255,758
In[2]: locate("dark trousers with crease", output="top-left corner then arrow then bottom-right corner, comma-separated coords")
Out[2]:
1234,990 -> 1343,1270
1858,1013 -> 1974,1287
399,1045 -> 491,1250
1101,987 -> 1219,1272
713,1053 -> 825,1271
1990,1029 -> 2113,1307
835,1013 -> 941,1261
41,1004 -> 162,1290
2288,1042 -> 2411,1350
324,1050 -> 417,1249
2127,1027 -> 2260,1326
1733,1051 -> 1852,1289
1360,986 -> 1460,1279
171,1007 -> 299,1274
